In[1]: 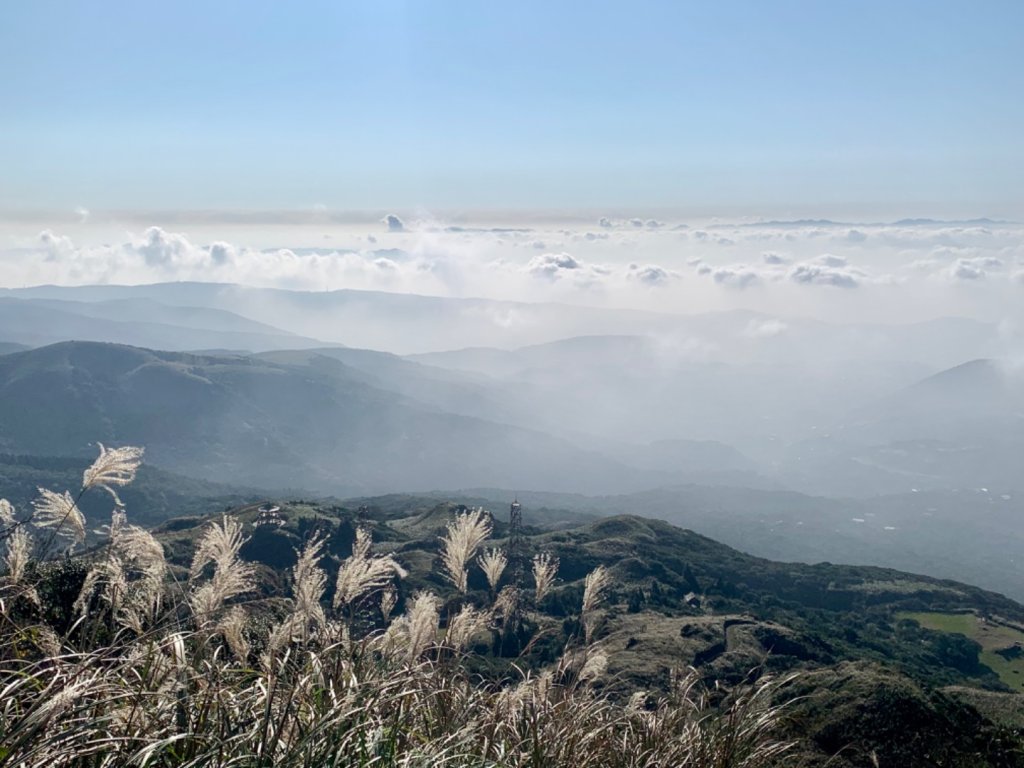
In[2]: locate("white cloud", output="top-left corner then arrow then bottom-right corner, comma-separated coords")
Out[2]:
949,259 -> 986,280
38,230 -> 76,261
712,265 -> 762,289
136,226 -> 196,268
6,215 -> 1024,326
627,263 -> 676,286
525,252 -> 583,280
742,318 -> 788,338
208,241 -> 236,266
382,213 -> 405,232
788,261 -> 859,288
815,253 -> 848,268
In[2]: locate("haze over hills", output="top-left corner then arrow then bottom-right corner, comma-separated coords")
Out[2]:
6,3 -> 1024,763
4,282 -> 1006,465
446,485 -> 1024,601
0,294 -> 332,352
2,280 -> 1022,601
0,341 -> 28,355
2,330 -> 1024,601
0,281 -> 1003,364
781,358 -> 1024,496
0,341 -> 657,496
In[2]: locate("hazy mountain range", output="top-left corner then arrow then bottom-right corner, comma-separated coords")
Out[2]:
2,280 -> 1021,598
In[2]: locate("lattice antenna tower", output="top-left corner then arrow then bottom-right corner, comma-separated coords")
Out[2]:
508,497 -> 524,588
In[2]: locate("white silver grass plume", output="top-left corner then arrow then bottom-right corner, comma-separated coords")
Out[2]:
2,527 -> 38,605
0,499 -> 29,581
494,585 -> 520,624
578,649 -> 609,683
582,564 -> 611,644
404,591 -> 441,661
333,526 -> 406,609
265,617 -> 297,660
582,565 -> 611,615
116,524 -> 167,582
218,606 -> 250,661
190,514 -> 249,579
3,527 -> 32,584
444,603 -> 490,651
477,547 -> 507,593
189,515 -> 256,624
82,443 -> 144,502
0,498 -> 14,526
532,552 -> 559,603
383,591 -> 440,661
74,555 -> 128,618
380,587 -> 397,621
268,535 -> 329,653
292,534 -> 328,632
440,507 -> 492,593
110,523 -> 167,631
32,487 -> 86,545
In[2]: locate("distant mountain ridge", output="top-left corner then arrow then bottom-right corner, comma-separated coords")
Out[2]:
0,295 -> 332,352
0,340 -> 658,495
2,282 -> 1000,365
0,341 -> 28,355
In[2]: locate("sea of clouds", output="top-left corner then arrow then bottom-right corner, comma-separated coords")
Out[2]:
2,211 -> 1023,325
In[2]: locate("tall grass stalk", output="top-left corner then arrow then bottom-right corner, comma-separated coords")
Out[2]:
0,444 -> 796,767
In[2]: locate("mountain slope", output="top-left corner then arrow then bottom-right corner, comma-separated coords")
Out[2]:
147,496 -> 1024,766
425,483 -> 1024,602
0,341 -> 29,355
253,347 -> 517,424
5,282 -> 998,366
0,341 -> 651,495
0,296 -> 330,352
777,359 -> 1024,496
844,358 -> 1024,444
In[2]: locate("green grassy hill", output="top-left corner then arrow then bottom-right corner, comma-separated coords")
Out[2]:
142,495 -> 1024,767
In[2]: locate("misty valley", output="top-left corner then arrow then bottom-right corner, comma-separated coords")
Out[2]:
3,3 -> 1024,764
2,274 -> 1024,766
1,281 -> 1022,604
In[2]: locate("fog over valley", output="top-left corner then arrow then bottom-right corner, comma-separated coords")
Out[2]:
6,4 -> 1024,763
2,211 -> 1023,598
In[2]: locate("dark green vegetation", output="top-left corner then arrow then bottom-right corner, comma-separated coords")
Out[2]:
137,496 -> 1024,766
898,612 -> 1024,690
449,486 -> 1024,601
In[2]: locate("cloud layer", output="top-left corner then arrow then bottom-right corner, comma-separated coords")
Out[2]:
3,214 -> 1024,324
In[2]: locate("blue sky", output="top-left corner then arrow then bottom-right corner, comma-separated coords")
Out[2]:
1,1 -> 1022,214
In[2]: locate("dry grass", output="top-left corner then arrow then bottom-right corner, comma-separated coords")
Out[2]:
0,443 -> 797,767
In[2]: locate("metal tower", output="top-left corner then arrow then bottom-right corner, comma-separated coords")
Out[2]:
508,497 -> 524,588
503,497 -> 526,638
